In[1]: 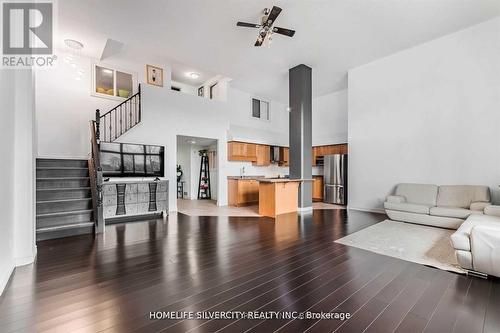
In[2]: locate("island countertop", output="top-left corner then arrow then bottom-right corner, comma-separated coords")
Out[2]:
256,178 -> 313,183
227,176 -> 265,180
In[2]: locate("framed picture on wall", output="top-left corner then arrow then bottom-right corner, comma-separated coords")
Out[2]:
198,86 -> 204,97
146,65 -> 163,87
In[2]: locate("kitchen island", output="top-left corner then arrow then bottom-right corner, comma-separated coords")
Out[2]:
258,178 -> 310,218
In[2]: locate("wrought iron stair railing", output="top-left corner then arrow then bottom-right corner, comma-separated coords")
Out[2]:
97,84 -> 141,142
88,84 -> 142,233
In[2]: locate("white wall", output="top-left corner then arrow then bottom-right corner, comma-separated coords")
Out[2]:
171,80 -> 198,96
117,87 -> 230,211
35,51 -> 350,210
312,89 -> 348,146
0,70 -> 17,294
348,17 -> 500,212
176,142 -> 191,198
14,70 -> 37,265
35,51 -> 171,158
0,69 -> 37,295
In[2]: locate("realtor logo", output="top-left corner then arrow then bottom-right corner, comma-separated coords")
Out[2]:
2,2 -> 52,54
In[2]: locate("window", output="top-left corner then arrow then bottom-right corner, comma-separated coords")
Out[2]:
252,98 -> 270,121
93,64 -> 135,99
99,142 -> 164,177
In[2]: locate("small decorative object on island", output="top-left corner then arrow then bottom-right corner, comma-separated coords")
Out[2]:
146,64 -> 163,87
197,150 -> 211,199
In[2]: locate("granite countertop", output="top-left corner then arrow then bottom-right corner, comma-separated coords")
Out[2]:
104,177 -> 168,184
257,178 -> 313,183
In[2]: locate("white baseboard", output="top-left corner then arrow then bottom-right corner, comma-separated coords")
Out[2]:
15,246 -> 37,266
0,264 -> 14,296
347,206 -> 386,214
298,206 -> 313,213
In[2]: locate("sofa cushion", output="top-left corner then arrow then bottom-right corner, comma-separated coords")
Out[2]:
470,202 -> 491,212
436,185 -> 490,208
384,202 -> 431,214
386,195 -> 405,203
485,205 -> 500,217
429,207 -> 477,219
394,183 -> 438,206
450,214 -> 500,251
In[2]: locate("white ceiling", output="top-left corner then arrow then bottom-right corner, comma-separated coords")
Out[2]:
170,61 -> 216,87
56,0 -> 500,102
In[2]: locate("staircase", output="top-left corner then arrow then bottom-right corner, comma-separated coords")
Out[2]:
36,158 -> 94,241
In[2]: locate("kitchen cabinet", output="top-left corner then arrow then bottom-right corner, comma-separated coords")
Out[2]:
280,147 -> 289,166
253,144 -> 271,166
228,141 -> 257,162
312,144 -> 348,165
312,176 -> 324,201
228,179 -> 259,206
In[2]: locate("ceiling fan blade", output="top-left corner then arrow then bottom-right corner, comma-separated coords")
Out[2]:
273,27 -> 295,37
254,37 -> 264,47
265,6 -> 282,26
237,21 -> 261,28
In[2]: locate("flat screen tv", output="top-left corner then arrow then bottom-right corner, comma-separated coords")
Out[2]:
100,142 -> 164,177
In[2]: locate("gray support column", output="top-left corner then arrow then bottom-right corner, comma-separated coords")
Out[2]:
289,64 -> 312,209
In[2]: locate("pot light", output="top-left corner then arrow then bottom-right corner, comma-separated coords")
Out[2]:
187,72 -> 200,79
64,39 -> 84,50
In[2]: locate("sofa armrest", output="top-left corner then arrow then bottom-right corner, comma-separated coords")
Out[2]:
470,202 -> 491,212
471,225 -> 500,277
386,195 -> 406,204
484,205 -> 500,217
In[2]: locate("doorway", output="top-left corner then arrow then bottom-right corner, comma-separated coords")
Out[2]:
176,135 -> 218,213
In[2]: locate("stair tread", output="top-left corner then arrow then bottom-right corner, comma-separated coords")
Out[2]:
37,222 -> 94,232
37,177 -> 90,180
37,187 -> 91,191
36,167 -> 88,170
37,158 -> 87,161
37,198 -> 92,204
36,209 -> 93,218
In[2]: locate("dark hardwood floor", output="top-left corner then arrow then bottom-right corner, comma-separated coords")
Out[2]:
0,209 -> 499,333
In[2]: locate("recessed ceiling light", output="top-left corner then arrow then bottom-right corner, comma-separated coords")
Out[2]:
64,39 -> 84,50
187,72 -> 200,79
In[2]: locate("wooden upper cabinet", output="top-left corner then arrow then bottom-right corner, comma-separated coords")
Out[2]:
253,144 -> 271,166
228,141 -> 257,162
279,147 -> 289,166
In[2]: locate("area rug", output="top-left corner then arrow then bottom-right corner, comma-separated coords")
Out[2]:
335,220 -> 465,274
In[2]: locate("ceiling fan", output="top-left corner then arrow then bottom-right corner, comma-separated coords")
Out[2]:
237,6 -> 295,47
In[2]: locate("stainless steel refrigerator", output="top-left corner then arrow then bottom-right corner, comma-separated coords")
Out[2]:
324,154 -> 348,205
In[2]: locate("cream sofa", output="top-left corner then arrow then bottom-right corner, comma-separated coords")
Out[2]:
385,183 -> 500,277
384,184 -> 491,229
450,206 -> 500,277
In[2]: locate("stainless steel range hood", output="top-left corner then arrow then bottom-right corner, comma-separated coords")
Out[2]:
270,146 -> 283,164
